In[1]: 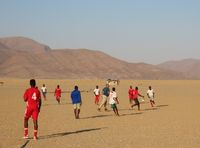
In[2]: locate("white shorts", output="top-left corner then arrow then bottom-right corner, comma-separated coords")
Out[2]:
73,103 -> 81,109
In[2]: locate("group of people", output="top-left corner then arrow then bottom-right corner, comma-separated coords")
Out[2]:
40,84 -> 62,104
96,84 -> 120,116
94,84 -> 155,116
23,79 -> 155,140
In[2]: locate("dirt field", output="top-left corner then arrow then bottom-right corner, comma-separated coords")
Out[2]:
0,79 -> 200,148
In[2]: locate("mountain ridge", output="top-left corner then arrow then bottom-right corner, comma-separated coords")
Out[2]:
0,36 -> 195,79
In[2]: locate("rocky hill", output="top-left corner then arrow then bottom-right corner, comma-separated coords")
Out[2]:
0,36 -> 187,79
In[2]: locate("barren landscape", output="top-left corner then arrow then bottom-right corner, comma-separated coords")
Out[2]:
0,79 -> 200,148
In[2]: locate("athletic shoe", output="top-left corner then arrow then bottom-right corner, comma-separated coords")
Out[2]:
23,135 -> 29,139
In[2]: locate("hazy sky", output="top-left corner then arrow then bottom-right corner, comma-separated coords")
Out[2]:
0,0 -> 199,64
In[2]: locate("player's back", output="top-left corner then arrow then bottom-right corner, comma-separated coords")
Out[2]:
128,89 -> 134,98
55,88 -> 61,96
24,87 -> 41,108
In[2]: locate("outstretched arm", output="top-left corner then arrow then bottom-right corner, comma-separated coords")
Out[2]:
138,93 -> 144,98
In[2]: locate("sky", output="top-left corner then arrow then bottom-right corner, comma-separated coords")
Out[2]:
0,0 -> 200,64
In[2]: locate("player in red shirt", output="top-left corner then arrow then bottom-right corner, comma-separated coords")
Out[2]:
23,79 -> 41,140
128,85 -> 134,108
54,85 -> 61,104
131,87 -> 144,111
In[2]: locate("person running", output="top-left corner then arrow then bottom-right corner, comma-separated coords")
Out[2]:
147,86 -> 155,107
109,87 -> 119,116
54,85 -> 61,104
94,85 -> 100,105
23,79 -> 41,140
128,85 -> 134,108
98,84 -> 110,111
41,84 -> 47,101
131,87 -> 144,111
71,86 -> 82,119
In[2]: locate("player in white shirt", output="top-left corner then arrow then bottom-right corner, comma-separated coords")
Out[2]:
147,86 -> 155,107
94,85 -> 100,105
41,84 -> 47,101
109,87 -> 119,116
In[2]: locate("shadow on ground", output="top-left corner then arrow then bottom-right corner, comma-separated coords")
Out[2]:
20,127 -> 106,147
81,114 -> 112,119
156,104 -> 169,107
39,127 -> 107,140
120,112 -> 143,116
143,108 -> 159,111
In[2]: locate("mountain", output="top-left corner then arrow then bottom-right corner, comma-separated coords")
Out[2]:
158,59 -> 200,79
0,37 -> 50,53
0,36 -> 186,79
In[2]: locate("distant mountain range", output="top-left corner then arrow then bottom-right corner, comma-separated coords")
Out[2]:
158,59 -> 200,79
0,36 -> 199,79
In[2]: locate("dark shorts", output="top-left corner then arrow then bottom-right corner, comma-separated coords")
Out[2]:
133,98 -> 140,105
42,92 -> 46,97
111,104 -> 117,109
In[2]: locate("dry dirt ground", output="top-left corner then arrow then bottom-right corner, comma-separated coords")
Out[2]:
0,79 -> 200,148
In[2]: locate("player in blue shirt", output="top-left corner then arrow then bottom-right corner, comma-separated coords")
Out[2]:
71,86 -> 82,119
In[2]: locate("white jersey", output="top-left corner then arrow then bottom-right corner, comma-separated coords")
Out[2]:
147,89 -> 154,99
109,91 -> 117,105
41,86 -> 47,93
94,88 -> 100,95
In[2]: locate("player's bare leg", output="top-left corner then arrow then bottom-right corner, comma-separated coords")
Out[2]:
33,120 -> 38,140
24,118 -> 29,139
77,109 -> 80,119
113,108 -> 119,116
74,109 -> 77,119
104,101 -> 108,111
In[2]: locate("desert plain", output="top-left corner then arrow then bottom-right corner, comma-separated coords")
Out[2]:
0,79 -> 200,148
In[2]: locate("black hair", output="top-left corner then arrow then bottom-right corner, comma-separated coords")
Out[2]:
112,87 -> 115,91
135,86 -> 138,90
74,85 -> 78,90
30,79 -> 36,87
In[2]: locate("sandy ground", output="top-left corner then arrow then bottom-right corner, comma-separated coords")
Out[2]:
0,79 -> 200,148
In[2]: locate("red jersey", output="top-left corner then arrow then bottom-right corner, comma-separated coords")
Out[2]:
128,88 -> 134,99
55,88 -> 61,97
24,87 -> 41,109
133,90 -> 139,99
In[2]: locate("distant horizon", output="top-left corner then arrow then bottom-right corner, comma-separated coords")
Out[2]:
0,0 -> 200,64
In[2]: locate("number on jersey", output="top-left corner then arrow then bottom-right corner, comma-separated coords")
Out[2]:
32,92 -> 37,100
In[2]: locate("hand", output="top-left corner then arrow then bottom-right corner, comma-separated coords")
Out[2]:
38,108 -> 40,113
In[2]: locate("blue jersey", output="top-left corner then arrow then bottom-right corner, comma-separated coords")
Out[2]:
102,87 -> 110,97
71,90 -> 81,104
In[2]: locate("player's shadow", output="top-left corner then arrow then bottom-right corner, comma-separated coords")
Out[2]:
143,108 -> 158,111
39,127 -> 107,140
120,112 -> 142,116
143,104 -> 169,111
20,140 -> 30,148
156,104 -> 169,108
81,114 -> 112,119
